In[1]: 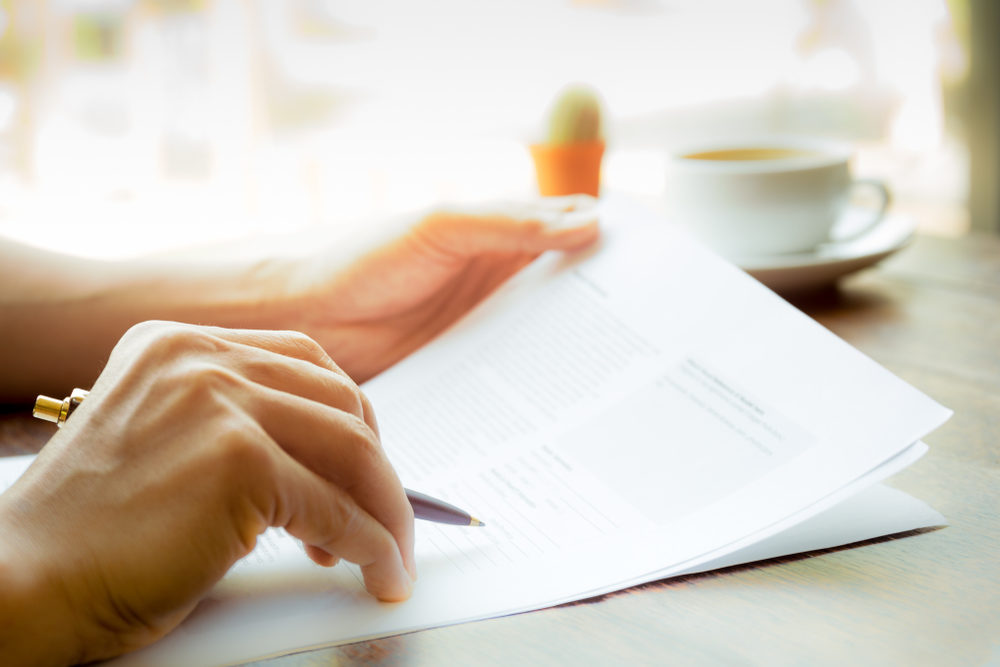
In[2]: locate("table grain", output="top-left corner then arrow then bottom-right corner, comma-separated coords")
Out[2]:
3,232 -> 998,667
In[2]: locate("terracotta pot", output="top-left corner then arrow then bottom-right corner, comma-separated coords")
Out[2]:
529,140 -> 605,197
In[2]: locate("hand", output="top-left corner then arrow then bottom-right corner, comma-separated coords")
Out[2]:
0,322 -> 414,664
284,195 -> 600,382
0,195 -> 598,401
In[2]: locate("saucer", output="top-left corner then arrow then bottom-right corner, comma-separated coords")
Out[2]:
734,212 -> 917,293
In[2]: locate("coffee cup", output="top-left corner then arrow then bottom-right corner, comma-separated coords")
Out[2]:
664,139 -> 890,258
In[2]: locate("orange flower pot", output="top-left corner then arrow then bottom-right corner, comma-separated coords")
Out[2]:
529,140 -> 605,197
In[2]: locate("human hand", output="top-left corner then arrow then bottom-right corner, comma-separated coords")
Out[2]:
283,195 -> 600,382
0,321 -> 414,664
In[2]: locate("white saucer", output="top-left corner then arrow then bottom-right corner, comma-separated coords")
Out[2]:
735,212 -> 917,293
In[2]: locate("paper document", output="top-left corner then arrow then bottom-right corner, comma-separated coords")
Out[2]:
0,198 -> 951,666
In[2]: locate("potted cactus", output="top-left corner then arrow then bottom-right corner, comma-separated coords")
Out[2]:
529,85 -> 606,197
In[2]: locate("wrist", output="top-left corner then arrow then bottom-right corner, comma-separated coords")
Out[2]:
102,254 -> 298,326
0,510 -> 86,665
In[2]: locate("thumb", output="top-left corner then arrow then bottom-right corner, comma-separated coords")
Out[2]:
417,195 -> 600,257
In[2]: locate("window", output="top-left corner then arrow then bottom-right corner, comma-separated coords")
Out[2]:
0,0 -> 970,257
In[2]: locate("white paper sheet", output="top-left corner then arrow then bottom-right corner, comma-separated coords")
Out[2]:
0,198 -> 951,666
0,452 -> 945,667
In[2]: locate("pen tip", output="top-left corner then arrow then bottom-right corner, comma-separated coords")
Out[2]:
470,517 -> 485,527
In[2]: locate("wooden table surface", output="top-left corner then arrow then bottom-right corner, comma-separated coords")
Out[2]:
2,231 -> 998,666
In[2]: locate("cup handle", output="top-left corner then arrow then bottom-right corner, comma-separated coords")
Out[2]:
831,179 -> 892,243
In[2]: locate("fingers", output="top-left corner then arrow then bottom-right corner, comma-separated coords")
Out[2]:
418,195 -> 600,257
214,340 -> 369,423
123,321 -> 343,375
266,452 -> 413,601
210,332 -> 383,441
304,544 -> 339,567
201,327 -> 344,375
202,334 -> 413,577
246,384 -> 415,575
229,340 -> 382,438
120,323 -> 378,433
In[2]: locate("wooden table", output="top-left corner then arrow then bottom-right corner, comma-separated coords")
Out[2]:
2,231 -> 998,666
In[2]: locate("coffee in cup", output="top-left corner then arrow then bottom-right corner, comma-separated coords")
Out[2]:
664,138 -> 890,258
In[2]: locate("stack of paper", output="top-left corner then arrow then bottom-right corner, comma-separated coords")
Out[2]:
0,198 -> 950,666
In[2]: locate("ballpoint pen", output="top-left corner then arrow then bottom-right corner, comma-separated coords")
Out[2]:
34,389 -> 485,528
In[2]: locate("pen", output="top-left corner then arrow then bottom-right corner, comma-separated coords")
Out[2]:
33,389 -> 485,528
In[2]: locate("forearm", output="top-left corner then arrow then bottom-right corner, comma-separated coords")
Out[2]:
0,239 -> 298,401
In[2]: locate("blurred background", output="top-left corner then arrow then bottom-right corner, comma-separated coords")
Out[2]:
0,0 -> 991,258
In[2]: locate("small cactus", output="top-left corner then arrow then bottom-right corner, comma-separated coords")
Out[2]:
545,85 -> 604,145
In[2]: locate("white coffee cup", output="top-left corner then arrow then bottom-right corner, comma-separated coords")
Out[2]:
664,138 -> 890,258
